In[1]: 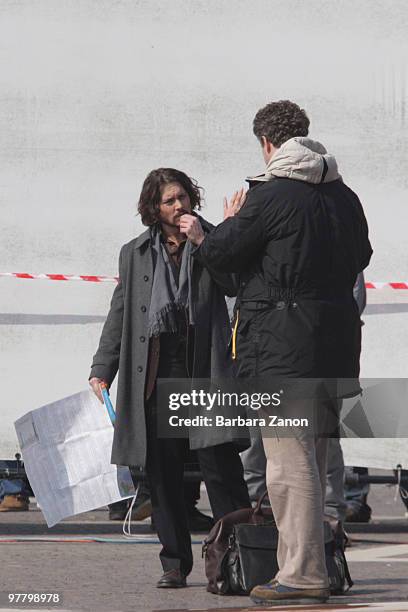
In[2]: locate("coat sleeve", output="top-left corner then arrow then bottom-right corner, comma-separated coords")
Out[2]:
210,271 -> 238,297
89,247 -> 125,386
198,263 -> 238,297
354,195 -> 373,272
353,271 -> 367,315
193,189 -> 267,273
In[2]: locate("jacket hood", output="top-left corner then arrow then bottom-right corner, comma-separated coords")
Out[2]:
248,137 -> 341,185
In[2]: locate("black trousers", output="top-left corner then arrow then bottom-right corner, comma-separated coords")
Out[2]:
145,397 -> 250,576
132,463 -> 201,511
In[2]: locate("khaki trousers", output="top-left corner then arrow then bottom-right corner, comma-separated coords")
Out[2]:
262,407 -> 330,590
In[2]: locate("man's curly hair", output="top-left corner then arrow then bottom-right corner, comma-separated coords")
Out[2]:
253,100 -> 310,148
138,168 -> 202,226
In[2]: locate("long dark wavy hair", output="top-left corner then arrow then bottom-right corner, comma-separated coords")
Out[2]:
138,168 -> 203,226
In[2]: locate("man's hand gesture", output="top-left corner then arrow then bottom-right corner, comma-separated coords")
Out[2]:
223,188 -> 247,220
179,214 -> 205,246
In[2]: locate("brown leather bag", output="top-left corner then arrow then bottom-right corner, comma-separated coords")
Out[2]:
202,496 -> 354,596
202,492 -> 275,594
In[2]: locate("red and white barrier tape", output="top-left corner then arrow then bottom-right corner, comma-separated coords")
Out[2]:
0,272 -> 407,289
365,282 -> 408,289
0,272 -> 118,283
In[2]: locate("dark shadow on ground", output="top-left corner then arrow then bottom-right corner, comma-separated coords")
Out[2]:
350,538 -> 408,545
354,578 -> 408,585
345,521 -> 408,534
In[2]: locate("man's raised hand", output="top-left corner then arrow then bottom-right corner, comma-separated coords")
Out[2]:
223,188 -> 247,220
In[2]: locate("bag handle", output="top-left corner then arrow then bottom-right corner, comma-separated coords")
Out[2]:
251,490 -> 270,524
253,490 -> 269,514
339,547 -> 354,591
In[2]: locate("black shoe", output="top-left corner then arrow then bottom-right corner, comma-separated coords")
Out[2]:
156,569 -> 187,588
187,508 -> 214,532
345,501 -> 372,523
108,500 -> 128,521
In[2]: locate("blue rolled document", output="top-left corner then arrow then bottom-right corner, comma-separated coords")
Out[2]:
101,386 -> 116,424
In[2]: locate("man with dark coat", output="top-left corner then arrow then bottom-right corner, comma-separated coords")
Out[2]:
89,168 -> 250,588
186,101 -> 373,606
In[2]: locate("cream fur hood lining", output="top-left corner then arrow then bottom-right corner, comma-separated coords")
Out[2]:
248,137 -> 341,185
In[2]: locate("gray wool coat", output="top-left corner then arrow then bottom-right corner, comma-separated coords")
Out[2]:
90,218 -> 248,468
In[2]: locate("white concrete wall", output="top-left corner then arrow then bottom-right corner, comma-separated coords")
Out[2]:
1,0 -> 407,455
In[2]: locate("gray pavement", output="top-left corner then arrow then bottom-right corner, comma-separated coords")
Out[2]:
0,476 -> 408,612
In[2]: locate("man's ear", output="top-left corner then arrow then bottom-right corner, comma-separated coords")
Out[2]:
261,136 -> 274,156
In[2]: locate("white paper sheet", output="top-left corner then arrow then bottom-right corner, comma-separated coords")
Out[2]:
15,390 -> 135,527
